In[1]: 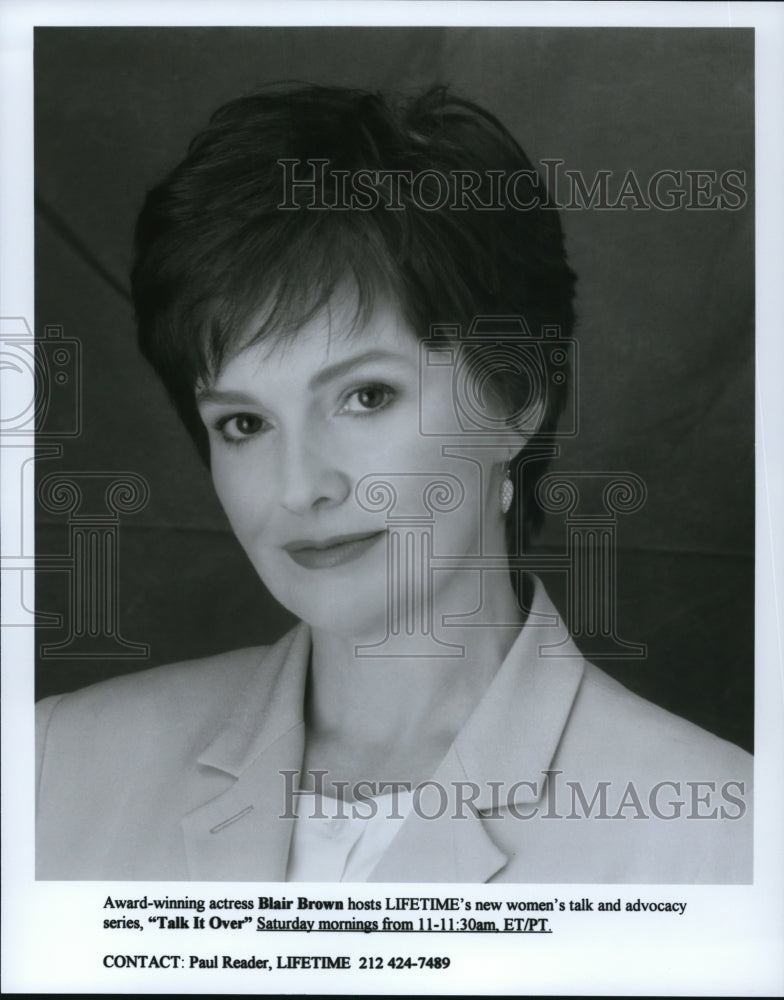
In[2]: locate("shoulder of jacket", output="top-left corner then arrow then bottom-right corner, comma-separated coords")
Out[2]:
567,660 -> 752,779
35,643 -> 273,737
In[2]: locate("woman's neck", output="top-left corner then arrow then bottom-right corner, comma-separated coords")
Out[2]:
300,570 -> 524,796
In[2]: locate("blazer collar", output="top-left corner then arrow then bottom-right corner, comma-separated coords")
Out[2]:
453,578 -> 586,809
369,578 -> 585,882
182,578 -> 585,882
197,622 -> 310,776
181,623 -> 311,880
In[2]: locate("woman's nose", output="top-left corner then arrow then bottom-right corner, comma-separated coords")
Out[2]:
277,432 -> 352,514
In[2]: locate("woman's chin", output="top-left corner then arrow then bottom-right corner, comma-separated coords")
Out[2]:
263,571 -> 391,639
295,600 -> 392,643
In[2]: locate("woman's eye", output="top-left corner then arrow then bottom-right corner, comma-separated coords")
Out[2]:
215,413 -> 266,443
341,384 -> 396,414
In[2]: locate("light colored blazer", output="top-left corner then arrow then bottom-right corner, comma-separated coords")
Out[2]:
36,580 -> 752,882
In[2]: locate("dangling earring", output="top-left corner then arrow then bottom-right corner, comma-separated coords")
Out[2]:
500,462 -> 514,515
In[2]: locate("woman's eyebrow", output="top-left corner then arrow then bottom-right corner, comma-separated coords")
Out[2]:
195,388 -> 260,406
308,349 -> 410,390
196,349 -> 410,405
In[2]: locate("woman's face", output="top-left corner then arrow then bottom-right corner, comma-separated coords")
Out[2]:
197,295 -> 517,638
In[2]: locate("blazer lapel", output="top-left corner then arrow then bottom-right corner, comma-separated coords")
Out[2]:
368,743 -> 508,883
371,577 -> 586,884
181,623 -> 311,881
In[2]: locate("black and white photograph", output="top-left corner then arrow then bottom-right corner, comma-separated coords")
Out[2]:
2,2 -> 783,995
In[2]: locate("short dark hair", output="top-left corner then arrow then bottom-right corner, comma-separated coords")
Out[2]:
131,82 -> 577,564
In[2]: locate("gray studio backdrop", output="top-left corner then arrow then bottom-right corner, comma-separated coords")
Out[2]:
34,27 -> 754,751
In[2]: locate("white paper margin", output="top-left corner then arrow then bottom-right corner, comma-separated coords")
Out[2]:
2,2 -> 782,995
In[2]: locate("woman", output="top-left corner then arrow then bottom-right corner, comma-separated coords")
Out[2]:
35,84 -> 751,882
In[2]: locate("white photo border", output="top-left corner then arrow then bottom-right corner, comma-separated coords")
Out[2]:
2,2 -> 782,995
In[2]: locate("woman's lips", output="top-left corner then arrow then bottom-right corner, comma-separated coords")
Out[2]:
283,530 -> 386,570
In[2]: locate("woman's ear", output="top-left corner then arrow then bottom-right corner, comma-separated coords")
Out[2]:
500,421 -> 530,461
